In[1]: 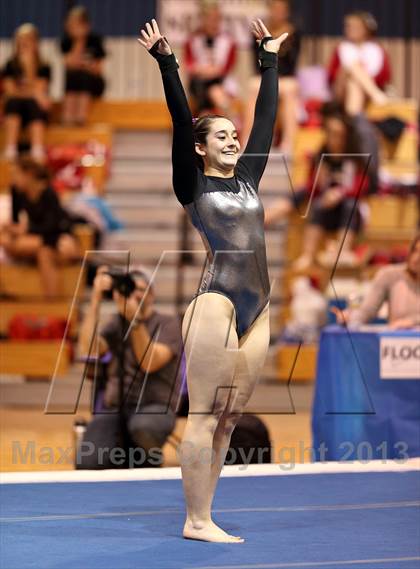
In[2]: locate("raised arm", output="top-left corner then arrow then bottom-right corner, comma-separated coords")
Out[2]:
239,21 -> 288,188
138,20 -> 197,205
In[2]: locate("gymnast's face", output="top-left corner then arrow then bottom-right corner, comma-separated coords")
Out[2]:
196,118 -> 241,174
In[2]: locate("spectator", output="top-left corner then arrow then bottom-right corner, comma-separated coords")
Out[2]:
333,233 -> 420,329
241,0 -> 301,155
293,108 -> 369,270
328,11 -> 391,115
184,1 -> 237,115
0,156 -> 80,297
264,101 -> 379,227
1,23 -> 51,162
61,6 -> 106,125
76,266 -> 184,469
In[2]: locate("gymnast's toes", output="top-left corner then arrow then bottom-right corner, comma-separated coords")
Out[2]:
183,519 -> 244,543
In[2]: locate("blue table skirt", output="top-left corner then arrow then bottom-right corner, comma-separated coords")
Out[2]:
312,326 -> 420,461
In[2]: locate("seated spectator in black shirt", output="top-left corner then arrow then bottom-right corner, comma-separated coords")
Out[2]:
0,156 -> 80,297
241,0 -> 301,156
60,6 -> 106,125
76,266 -> 184,469
1,23 -> 51,162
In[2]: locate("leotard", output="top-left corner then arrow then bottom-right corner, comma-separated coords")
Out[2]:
152,42 -> 278,337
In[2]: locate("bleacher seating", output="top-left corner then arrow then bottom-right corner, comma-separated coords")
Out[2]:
0,340 -> 70,377
0,95 -> 418,384
0,263 -> 85,298
0,300 -> 78,337
277,344 -> 318,382
0,124 -> 112,193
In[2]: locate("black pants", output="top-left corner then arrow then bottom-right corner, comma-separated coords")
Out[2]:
65,69 -> 105,97
309,197 -> 362,233
4,97 -> 48,127
76,403 -> 176,470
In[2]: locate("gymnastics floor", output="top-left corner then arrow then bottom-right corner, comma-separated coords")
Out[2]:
1,460 -> 419,569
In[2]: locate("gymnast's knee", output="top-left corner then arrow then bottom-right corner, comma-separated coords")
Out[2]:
186,410 -> 226,438
221,409 -> 243,435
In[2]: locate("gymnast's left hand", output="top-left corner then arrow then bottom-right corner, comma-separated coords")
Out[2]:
137,19 -> 172,55
251,18 -> 288,54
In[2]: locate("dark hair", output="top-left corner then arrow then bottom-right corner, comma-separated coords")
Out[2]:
16,155 -> 50,183
346,11 -> 378,37
130,270 -> 153,291
193,114 -> 225,170
320,104 -> 362,159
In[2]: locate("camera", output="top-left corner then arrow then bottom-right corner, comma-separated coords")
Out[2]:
106,268 -> 137,298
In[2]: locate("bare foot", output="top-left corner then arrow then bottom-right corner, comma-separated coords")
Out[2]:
183,518 -> 244,543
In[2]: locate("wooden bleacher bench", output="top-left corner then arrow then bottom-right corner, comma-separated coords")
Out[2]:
0,161 -> 107,194
0,123 -> 112,151
366,194 -> 417,231
277,344 -> 318,382
0,124 -> 112,192
0,231 -> 90,377
0,224 -> 92,299
0,262 -> 86,299
291,127 -> 325,189
72,224 -> 95,257
0,300 -> 78,338
0,298 -> 75,378
366,98 -> 418,125
0,340 -> 70,377
49,100 -> 171,130
363,228 -> 415,248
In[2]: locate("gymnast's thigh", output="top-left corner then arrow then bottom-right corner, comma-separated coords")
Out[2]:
181,292 -> 239,414
231,302 -> 270,412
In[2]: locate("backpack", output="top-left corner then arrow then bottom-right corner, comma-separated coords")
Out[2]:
227,414 -> 272,465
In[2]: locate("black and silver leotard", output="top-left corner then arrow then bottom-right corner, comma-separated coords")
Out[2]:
153,43 -> 278,338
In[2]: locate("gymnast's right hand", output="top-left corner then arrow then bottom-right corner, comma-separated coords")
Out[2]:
137,19 -> 172,56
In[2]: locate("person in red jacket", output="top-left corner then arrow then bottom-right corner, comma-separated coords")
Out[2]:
184,2 -> 237,115
328,11 -> 391,115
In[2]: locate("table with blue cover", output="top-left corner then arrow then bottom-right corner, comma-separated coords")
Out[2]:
312,326 -> 420,461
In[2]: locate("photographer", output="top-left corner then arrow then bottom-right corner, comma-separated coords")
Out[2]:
76,265 -> 183,469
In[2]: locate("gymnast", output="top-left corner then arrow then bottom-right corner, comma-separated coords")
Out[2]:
138,18 -> 288,543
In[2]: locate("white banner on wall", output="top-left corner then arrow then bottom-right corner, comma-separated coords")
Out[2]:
380,337 -> 420,380
158,0 -> 266,48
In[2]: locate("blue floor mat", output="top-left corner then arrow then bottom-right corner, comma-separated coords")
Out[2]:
1,471 -> 419,569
